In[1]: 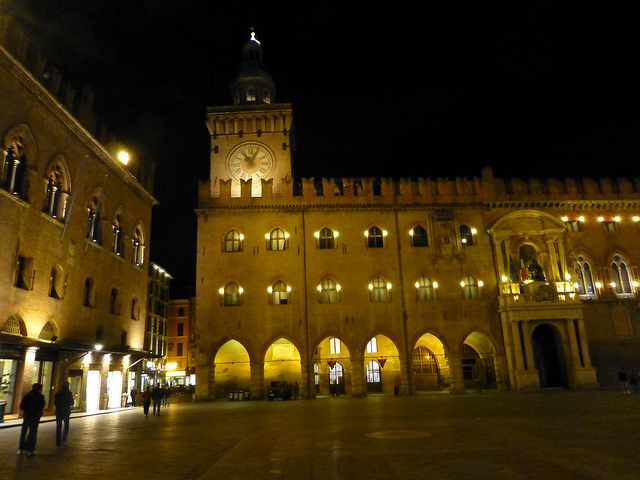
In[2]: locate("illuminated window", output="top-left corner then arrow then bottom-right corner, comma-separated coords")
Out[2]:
565,221 -> 582,232
366,360 -> 381,383
318,278 -> 340,304
367,226 -> 385,248
611,255 -> 633,296
44,161 -> 68,220
574,256 -> 595,296
366,337 -> 378,353
460,225 -> 474,245
415,276 -> 435,301
2,137 -> 28,199
602,221 -> 617,232
112,214 -> 124,256
87,195 -> 102,244
314,363 -> 319,385
224,230 -> 243,252
223,282 -> 242,306
268,228 -> 287,251
410,225 -> 428,247
461,275 -> 479,299
132,225 -> 145,266
329,337 -> 341,355
318,227 -> 336,249
269,280 -> 289,305
369,277 -> 389,302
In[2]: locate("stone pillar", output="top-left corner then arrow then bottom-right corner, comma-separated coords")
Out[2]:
194,364 -> 210,401
250,361 -> 264,400
350,355 -> 365,397
448,354 -> 465,394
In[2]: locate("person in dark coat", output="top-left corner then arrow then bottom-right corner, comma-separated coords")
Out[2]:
141,388 -> 151,416
152,385 -> 163,415
54,381 -> 74,446
18,383 -> 45,455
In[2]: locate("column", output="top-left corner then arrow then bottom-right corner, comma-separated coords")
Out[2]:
448,354 -> 465,394
250,361 -> 264,400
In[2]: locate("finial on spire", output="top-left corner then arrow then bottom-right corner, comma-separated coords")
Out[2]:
249,27 -> 260,45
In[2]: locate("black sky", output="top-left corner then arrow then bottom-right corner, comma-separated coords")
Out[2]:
11,1 -> 640,291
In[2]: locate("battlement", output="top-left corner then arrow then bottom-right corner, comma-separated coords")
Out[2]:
198,167 -> 640,209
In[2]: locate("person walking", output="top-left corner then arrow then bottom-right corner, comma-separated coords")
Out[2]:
54,381 -> 74,447
18,383 -> 45,456
619,368 -> 630,393
152,384 -> 163,415
130,386 -> 137,407
141,388 -> 151,416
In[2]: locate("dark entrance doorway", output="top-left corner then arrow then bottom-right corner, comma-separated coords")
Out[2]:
532,324 -> 565,388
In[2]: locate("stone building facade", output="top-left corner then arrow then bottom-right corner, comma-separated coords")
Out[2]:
0,23 -> 156,414
194,33 -> 640,400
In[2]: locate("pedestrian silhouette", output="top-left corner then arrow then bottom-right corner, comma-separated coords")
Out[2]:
141,388 -> 151,416
152,385 -> 163,415
54,381 -> 74,446
18,383 -> 45,456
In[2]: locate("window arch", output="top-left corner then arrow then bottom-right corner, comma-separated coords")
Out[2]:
49,265 -> 65,299
318,278 -> 340,304
366,226 -> 385,248
574,255 -> 596,296
224,229 -> 243,252
410,225 -> 429,247
366,337 -> 378,353
2,130 -> 32,200
611,255 -> 634,296
317,227 -> 337,249
44,158 -> 70,220
38,321 -> 56,341
132,224 -> 146,266
14,254 -> 34,290
87,193 -> 103,244
112,211 -> 125,256
1,316 -> 26,336
269,280 -> 290,305
369,276 -> 390,302
83,277 -> 96,308
366,360 -> 381,383
221,282 -> 242,306
461,275 -> 479,299
460,225 -> 474,245
415,275 -> 435,300
267,228 -> 287,251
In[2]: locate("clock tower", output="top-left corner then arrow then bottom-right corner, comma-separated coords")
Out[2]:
206,30 -> 293,197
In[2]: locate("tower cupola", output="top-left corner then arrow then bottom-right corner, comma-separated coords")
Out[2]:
230,30 -> 276,106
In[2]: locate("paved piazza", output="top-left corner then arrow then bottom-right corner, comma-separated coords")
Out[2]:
1,391 -> 639,479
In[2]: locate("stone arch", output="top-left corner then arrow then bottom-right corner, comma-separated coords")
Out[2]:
363,333 -> 401,394
313,335 -> 352,396
263,336 -> 302,392
1,314 -> 27,336
38,321 -> 57,341
213,339 -> 251,399
462,331 -> 499,390
530,323 -> 568,388
412,332 -> 450,391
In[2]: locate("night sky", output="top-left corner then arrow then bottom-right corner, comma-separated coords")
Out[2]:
10,1 -> 640,291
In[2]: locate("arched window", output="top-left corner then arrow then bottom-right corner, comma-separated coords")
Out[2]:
318,278 -> 340,304
83,277 -> 96,308
366,337 -> 378,353
222,282 -> 242,306
110,288 -> 120,314
460,225 -> 474,245
574,256 -> 596,296
112,214 -> 124,256
366,360 -> 381,383
269,280 -> 290,305
611,255 -> 634,296
131,297 -> 141,320
415,276 -> 435,301
87,195 -> 102,244
268,228 -> 287,251
44,162 -> 68,220
366,226 -> 385,248
132,225 -> 145,266
2,138 -> 28,199
329,337 -> 341,355
318,227 -> 336,249
369,277 -> 390,302
14,255 -> 34,290
410,225 -> 428,247
49,265 -> 65,299
461,275 -> 479,299
224,230 -> 243,252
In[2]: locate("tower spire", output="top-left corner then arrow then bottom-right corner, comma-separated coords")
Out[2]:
230,29 -> 276,106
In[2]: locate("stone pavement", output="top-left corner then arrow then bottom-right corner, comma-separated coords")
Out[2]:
0,390 -> 639,480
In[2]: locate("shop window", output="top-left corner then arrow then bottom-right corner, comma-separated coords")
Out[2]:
410,225 -> 429,247
224,229 -> 243,252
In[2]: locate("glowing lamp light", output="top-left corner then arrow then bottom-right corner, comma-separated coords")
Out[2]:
284,232 -> 290,239
317,285 -> 322,292
460,281 -> 466,287
382,230 -> 388,236
267,286 -> 273,293
219,288 -> 224,295
561,216 -> 569,222
334,231 -> 339,237
286,286 -> 292,292
415,282 -> 420,288
94,344 -> 103,351
364,231 -> 369,237
314,231 -> 320,238
409,229 -> 414,236
478,281 -> 484,287
265,233 -> 270,240
633,281 -> 639,288
471,228 -> 477,234
633,216 -> 640,222
238,287 -> 244,294
578,216 -> 584,222
501,276 -> 508,283
461,238 -> 467,244
117,151 -> 129,165
565,273 -> 571,280
595,282 -> 602,289
614,216 -> 621,222
597,217 -> 604,222
433,282 -> 438,289
386,283 -> 392,290
239,234 -> 244,240
368,283 -> 373,290
609,282 -> 616,288
336,284 -> 341,291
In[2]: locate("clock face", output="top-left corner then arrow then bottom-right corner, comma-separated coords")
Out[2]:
227,143 -> 275,183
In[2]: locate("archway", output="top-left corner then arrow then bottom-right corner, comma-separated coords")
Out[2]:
532,324 -> 566,388
364,334 -> 401,394
413,334 -> 448,391
213,340 -> 251,399
462,332 -> 498,390
264,338 -> 301,395
314,337 -> 351,396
